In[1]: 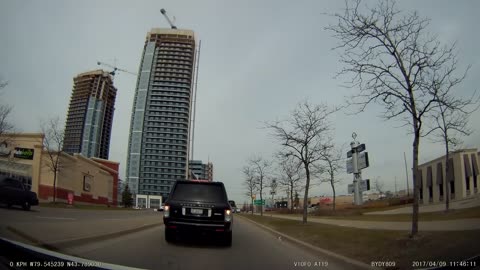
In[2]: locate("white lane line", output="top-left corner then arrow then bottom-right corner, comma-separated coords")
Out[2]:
35,216 -> 76,220
103,218 -> 121,220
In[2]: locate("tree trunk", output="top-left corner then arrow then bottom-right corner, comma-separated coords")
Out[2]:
250,197 -> 254,215
259,176 -> 263,216
441,107 -> 450,212
53,171 -> 57,203
302,162 -> 310,224
331,175 -> 336,212
290,182 -> 294,213
411,123 -> 421,237
444,142 -> 450,212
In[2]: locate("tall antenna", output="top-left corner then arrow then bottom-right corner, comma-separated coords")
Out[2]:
190,40 -> 202,160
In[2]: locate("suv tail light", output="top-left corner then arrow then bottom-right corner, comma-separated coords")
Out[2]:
164,205 -> 170,218
224,209 -> 232,222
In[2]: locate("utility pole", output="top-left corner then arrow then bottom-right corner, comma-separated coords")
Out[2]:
190,40 -> 202,161
404,152 -> 410,196
347,132 -> 369,206
395,176 -> 397,196
351,138 -> 362,205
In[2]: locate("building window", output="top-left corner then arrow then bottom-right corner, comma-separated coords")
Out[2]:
439,183 -> 444,197
466,174 -> 470,191
450,181 -> 455,194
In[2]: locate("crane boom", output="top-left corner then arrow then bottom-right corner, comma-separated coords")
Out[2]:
97,61 -> 137,77
160,8 -> 177,29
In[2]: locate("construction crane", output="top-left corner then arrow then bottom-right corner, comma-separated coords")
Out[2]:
96,61 -> 137,77
160,8 -> 177,29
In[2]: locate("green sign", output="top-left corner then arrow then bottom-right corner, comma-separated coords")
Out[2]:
254,199 -> 265,205
14,148 -> 34,160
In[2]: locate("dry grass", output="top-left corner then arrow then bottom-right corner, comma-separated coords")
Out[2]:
242,215 -> 480,270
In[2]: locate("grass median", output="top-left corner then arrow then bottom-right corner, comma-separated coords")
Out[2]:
241,214 -> 480,269
319,206 -> 480,221
270,205 -> 480,222
39,202 -> 137,211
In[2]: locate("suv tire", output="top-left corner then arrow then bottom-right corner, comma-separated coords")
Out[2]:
165,228 -> 175,243
224,231 -> 232,247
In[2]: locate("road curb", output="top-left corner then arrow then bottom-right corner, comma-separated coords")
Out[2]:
6,222 -> 163,251
238,215 -> 377,270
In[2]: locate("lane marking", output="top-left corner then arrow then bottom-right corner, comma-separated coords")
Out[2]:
103,218 -> 121,220
35,216 -> 76,220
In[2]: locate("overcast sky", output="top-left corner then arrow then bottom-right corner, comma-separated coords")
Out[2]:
1,0 -> 479,204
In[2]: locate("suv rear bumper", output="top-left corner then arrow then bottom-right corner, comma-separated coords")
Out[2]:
164,219 -> 232,232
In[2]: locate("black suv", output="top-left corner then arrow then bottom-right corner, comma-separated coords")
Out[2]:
0,176 -> 39,211
163,180 -> 233,246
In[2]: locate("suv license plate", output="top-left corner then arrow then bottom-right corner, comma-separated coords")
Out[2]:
191,208 -> 203,215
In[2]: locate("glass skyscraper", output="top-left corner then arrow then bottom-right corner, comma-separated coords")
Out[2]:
126,28 -> 196,198
63,70 -> 117,159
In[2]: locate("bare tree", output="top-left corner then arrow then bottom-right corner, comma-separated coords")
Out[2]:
267,177 -> 278,209
374,177 -> 385,195
41,117 -> 65,203
266,101 -> 336,224
0,80 -> 13,136
243,166 -> 257,214
327,0 -> 461,236
277,155 -> 304,213
246,156 -> 271,216
425,71 -> 480,211
318,145 -> 344,212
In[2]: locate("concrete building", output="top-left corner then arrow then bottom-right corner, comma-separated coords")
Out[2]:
205,162 -> 213,181
188,160 -> 214,180
0,133 -> 119,205
63,70 -> 117,159
418,148 -> 479,204
189,160 -> 204,179
126,28 -> 197,202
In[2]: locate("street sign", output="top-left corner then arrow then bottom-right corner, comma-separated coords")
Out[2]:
254,199 -> 265,205
348,179 -> 370,194
348,184 -> 354,194
346,158 -> 353,174
358,152 -> 369,170
356,143 -> 366,153
347,144 -> 366,158
360,179 -> 370,191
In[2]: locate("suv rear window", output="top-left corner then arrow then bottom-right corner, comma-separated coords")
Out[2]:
171,182 -> 226,203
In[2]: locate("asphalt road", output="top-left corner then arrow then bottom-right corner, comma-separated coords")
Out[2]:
63,216 -> 356,270
0,206 -> 162,244
0,206 -> 157,224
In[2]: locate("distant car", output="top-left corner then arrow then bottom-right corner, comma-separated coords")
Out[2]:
163,180 -> 233,246
228,200 -> 237,214
0,176 -> 39,211
307,203 -> 319,213
235,208 -> 241,213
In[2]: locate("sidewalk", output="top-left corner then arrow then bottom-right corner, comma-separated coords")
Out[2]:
365,195 -> 480,215
254,213 -> 480,231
